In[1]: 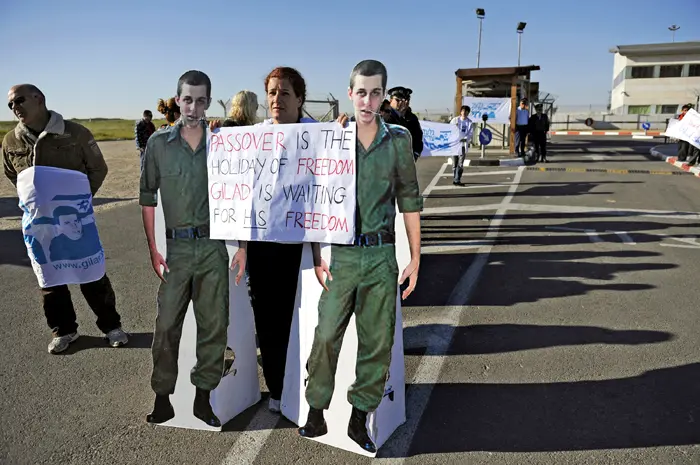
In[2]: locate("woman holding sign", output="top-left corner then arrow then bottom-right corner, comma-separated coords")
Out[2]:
210,67 -> 316,413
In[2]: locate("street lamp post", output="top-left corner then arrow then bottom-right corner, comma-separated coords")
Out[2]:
517,22 -> 527,66
476,8 -> 485,68
669,24 -> 680,42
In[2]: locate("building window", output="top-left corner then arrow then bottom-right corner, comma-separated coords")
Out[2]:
659,65 -> 683,78
628,105 -> 651,114
689,64 -> 700,77
630,66 -> 654,79
659,104 -> 679,114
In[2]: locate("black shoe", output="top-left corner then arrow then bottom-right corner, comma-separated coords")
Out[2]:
452,181 -> 463,186
298,407 -> 328,438
347,406 -> 376,453
193,388 -> 221,427
146,394 -> 174,424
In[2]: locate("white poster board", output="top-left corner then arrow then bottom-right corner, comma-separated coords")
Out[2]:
207,123 -> 356,244
281,206 -> 409,457
419,120 -> 462,157
16,166 -> 106,288
152,195 -> 261,431
664,109 -> 700,150
462,96 -> 512,125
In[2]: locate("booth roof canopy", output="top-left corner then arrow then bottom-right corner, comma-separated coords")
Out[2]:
455,65 -> 540,79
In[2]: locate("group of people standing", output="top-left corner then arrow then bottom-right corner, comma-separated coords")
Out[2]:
4,59 -> 422,454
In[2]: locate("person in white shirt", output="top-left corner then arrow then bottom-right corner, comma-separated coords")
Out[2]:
514,98 -> 530,157
449,105 -> 473,185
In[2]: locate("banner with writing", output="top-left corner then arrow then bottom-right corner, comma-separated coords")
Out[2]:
665,109 -> 700,150
207,122 -> 357,244
419,120 -> 462,156
462,97 -> 512,125
16,166 -> 106,288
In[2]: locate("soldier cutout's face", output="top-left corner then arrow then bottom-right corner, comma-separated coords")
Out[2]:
176,83 -> 210,126
267,78 -> 302,124
349,74 -> 384,125
57,214 -> 83,240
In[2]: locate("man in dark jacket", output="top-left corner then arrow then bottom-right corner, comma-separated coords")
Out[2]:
3,83 -> 128,354
528,103 -> 550,163
386,87 -> 423,161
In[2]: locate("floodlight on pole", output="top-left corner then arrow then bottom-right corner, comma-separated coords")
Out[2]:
476,8 -> 485,68
517,22 -> 527,67
669,24 -> 680,42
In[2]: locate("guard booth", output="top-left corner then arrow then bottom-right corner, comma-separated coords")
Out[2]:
454,65 -> 541,155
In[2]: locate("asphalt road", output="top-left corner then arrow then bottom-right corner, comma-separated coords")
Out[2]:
2,136 -> 699,465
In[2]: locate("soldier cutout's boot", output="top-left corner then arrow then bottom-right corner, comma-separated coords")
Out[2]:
298,407 -> 328,438
146,394 -> 174,424
193,388 -> 221,427
348,406 -> 376,453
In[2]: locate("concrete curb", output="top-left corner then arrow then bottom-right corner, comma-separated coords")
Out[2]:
550,131 -> 662,136
649,146 -> 700,178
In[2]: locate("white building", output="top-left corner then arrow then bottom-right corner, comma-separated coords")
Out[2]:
609,41 -> 700,115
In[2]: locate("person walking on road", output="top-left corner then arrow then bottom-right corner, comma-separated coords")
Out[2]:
2,84 -> 129,354
449,105 -> 473,185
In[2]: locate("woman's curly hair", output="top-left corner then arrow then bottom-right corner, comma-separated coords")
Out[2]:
157,97 -> 180,124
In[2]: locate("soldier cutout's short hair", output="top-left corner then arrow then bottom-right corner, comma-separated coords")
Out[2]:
177,70 -> 212,99
349,60 -> 388,91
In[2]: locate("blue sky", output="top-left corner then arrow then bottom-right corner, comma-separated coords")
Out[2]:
1,0 -> 698,120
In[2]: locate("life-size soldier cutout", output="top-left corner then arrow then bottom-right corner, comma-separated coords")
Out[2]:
139,70 -> 246,427
298,59 -> 423,453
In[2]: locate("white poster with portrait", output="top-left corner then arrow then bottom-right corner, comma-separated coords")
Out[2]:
16,166 -> 106,288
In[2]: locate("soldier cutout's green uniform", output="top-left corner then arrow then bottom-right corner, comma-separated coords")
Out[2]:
305,116 -> 423,413
140,119 -> 229,396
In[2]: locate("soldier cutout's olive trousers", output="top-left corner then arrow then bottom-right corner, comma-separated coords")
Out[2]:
151,238 -> 230,395
305,244 -> 398,413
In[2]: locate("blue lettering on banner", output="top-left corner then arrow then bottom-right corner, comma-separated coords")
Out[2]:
423,128 -> 455,150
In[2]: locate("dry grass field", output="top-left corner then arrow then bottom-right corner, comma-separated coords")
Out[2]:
0,140 -> 140,231
0,118 -> 170,141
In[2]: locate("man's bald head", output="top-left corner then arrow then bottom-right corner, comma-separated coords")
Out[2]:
8,84 -> 48,130
9,84 -> 45,102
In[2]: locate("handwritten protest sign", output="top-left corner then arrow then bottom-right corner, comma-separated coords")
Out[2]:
664,109 -> 700,150
207,122 -> 356,244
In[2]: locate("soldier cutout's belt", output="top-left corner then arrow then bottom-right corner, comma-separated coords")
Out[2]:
351,232 -> 395,247
165,225 -> 210,239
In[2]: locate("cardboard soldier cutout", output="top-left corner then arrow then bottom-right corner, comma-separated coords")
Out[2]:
298,59 -> 423,453
139,70 -> 247,427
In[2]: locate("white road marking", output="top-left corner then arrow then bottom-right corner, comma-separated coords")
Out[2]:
545,226 -> 603,243
429,183 -> 512,191
441,169 -> 518,178
422,239 -> 494,254
220,404 -> 279,465
422,203 -> 700,221
375,166 -> 525,463
614,231 -> 636,244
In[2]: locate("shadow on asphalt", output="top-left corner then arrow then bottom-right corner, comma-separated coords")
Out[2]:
393,362 -> 699,456
425,181 -> 641,199
405,249 -> 672,308
54,332 -> 153,355
404,324 -> 673,357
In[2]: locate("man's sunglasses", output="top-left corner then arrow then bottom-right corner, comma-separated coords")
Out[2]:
8,96 -> 26,110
